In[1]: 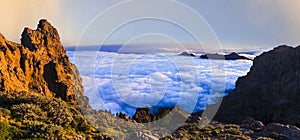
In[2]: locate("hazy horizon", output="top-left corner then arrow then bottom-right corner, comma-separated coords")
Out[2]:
1,0 -> 300,49
65,43 -> 273,54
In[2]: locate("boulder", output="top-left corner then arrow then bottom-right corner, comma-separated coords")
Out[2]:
127,131 -> 159,140
267,123 -> 300,140
241,117 -> 265,131
214,45 -> 300,127
186,116 -> 202,124
0,19 -> 84,106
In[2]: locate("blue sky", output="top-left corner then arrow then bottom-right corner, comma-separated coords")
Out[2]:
0,0 -> 300,48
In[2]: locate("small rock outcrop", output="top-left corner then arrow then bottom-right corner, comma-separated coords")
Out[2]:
132,107 -> 154,123
0,19 -> 84,105
241,117 -> 265,132
214,45 -> 300,126
130,106 -> 184,123
200,52 -> 251,60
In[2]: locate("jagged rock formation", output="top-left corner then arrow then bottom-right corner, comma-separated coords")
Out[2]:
0,19 -> 83,105
132,107 -> 154,123
131,106 -> 185,123
0,19 -> 113,139
200,52 -> 251,60
214,45 -> 300,127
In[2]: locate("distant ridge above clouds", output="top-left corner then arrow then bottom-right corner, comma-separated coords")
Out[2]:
65,43 -> 269,56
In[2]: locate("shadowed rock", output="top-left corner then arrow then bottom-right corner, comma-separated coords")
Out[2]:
267,123 -> 300,139
132,107 -> 154,123
179,51 -> 196,57
214,45 -> 300,127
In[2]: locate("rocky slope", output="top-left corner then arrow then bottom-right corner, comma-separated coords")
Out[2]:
117,107 -> 300,139
0,19 -> 154,140
214,45 -> 300,127
161,116 -> 300,140
0,19 -> 112,139
0,91 -> 112,139
0,19 -> 83,106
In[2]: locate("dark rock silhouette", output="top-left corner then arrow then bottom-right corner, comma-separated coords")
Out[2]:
200,52 -> 251,60
132,107 -> 154,123
214,45 -> 300,127
179,51 -> 196,57
130,106 -> 187,123
0,19 -> 84,106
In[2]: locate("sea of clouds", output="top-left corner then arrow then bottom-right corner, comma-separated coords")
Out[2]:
67,51 -> 254,116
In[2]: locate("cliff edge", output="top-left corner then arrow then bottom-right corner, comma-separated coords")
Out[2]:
0,19 -> 83,105
0,20 -> 112,139
214,45 -> 300,127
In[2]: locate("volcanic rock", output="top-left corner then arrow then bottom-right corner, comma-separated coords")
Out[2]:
267,123 -> 300,140
214,45 -> 300,126
241,117 -> 265,131
0,19 -> 84,105
132,107 -> 154,123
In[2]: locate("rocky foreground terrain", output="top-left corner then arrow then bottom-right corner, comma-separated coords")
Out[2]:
119,45 -> 300,139
0,19 -> 299,139
113,106 -> 299,140
214,46 -> 300,128
0,19 -> 113,139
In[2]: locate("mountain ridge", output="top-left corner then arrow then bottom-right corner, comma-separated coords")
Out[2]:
214,45 -> 300,127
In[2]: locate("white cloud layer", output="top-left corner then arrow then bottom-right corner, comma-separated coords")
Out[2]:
68,51 -> 255,116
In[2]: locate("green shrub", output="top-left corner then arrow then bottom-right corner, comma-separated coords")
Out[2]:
3,109 -> 11,115
0,91 -> 109,139
0,121 -> 12,139
0,121 -> 24,139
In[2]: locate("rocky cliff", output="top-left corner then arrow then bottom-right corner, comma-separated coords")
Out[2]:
0,19 -> 83,105
214,45 -> 300,127
0,19 -> 113,139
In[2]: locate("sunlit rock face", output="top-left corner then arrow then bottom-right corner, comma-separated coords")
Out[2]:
214,45 -> 300,127
0,19 -> 84,105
